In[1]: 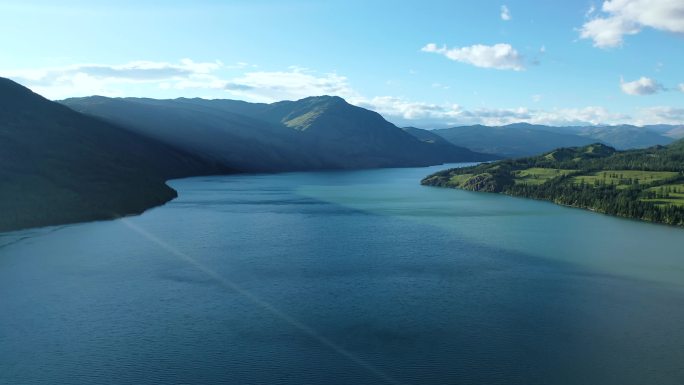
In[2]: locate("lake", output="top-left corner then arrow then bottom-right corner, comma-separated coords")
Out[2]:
2,164 -> 684,385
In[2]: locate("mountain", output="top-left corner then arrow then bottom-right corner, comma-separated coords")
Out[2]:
431,123 -> 598,158
663,126 -> 684,140
0,78 -> 226,232
402,126 -> 496,161
1,83 -> 492,232
61,96 -> 317,172
430,123 -> 676,158
562,125 -> 674,149
62,96 -> 491,171
422,141 -> 684,226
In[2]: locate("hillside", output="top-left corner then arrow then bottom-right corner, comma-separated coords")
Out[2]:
62,96 -> 491,171
0,78 -> 226,232
422,142 -> 684,226
431,123 -> 676,158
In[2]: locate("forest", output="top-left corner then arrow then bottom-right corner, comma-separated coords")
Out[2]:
422,142 -> 684,226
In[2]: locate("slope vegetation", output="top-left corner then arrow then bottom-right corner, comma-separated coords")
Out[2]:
422,142 -> 684,226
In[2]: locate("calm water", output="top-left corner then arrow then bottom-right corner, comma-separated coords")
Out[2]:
2,164 -> 684,385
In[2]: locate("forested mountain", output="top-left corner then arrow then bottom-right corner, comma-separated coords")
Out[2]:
62,95 -> 491,171
422,141 -> 684,226
432,124 -> 598,158
571,125 -> 674,149
403,126 -> 499,161
0,78 -> 226,232
431,123 -> 676,158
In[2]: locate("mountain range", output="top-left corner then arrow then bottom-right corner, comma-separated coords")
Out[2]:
429,122 -> 682,158
61,95 -> 490,172
0,78 -> 486,231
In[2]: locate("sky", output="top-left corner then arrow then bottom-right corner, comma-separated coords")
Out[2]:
0,0 -> 683,127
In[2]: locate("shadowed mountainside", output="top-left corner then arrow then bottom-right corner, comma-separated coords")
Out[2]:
0,78 -> 227,232
61,95 -> 492,172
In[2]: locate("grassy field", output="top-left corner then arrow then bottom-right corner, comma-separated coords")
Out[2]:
448,173 -> 473,186
513,168 -> 576,185
642,183 -> 684,207
571,170 -> 679,189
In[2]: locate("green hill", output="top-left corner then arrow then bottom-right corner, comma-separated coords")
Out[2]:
0,78 -> 225,232
422,142 -> 684,226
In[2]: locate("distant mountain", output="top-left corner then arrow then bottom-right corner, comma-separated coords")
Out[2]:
662,126 -> 684,140
432,123 -> 598,158
431,123 -> 676,158
403,126 -> 496,161
560,125 -> 674,150
62,95 -> 490,171
0,78 -> 225,232
422,140 -> 684,226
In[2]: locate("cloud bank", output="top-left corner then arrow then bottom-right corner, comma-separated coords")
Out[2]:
222,68 -> 355,102
3,60 -> 683,127
3,59 -> 224,98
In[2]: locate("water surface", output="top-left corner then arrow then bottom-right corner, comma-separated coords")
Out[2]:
2,165 -> 684,384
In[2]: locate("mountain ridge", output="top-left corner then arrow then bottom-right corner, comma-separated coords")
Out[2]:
62,95 -> 492,171
426,123 -> 679,158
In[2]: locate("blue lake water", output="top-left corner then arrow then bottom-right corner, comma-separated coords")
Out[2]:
2,164 -> 684,384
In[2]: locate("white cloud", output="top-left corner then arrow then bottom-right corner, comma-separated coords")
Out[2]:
580,0 -> 684,48
421,43 -> 525,71
586,4 -> 596,17
2,59 -> 224,99
1,60 -> 353,102
634,106 -> 684,125
354,96 -> 463,123
679,83 -> 684,92
221,68 -> 355,102
500,5 -> 511,21
528,106 -> 630,126
455,106 -> 630,126
353,97 -> 638,127
580,16 -> 640,48
620,76 -> 664,95
431,82 -> 450,90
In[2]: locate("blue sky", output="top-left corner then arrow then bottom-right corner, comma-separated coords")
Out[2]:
1,0 -> 682,127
